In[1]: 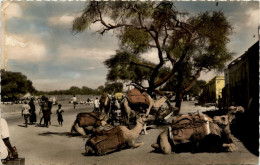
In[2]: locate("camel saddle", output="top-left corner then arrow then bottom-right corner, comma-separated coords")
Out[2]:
86,126 -> 126,156
169,113 -> 210,145
127,88 -> 150,108
76,112 -> 102,127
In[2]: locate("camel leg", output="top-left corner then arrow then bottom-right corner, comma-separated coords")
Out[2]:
159,129 -> 172,154
71,122 -> 86,136
128,140 -> 144,148
141,124 -> 148,135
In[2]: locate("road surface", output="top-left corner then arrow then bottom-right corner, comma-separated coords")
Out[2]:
2,101 -> 258,165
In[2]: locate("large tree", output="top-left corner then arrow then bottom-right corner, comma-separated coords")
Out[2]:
72,2 -> 232,113
1,70 -> 36,101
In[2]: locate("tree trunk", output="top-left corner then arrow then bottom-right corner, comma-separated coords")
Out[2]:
174,69 -> 202,115
174,91 -> 183,115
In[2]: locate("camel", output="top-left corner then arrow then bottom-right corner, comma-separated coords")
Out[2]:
119,115 -> 148,148
70,93 -> 113,136
70,112 -> 109,136
85,115 -> 148,155
151,106 -> 245,154
121,92 -> 175,134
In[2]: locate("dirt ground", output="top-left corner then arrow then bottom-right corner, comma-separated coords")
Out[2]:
2,101 -> 258,165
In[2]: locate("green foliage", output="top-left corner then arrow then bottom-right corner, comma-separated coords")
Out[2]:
120,27 -> 151,53
46,86 -> 98,95
103,82 -> 123,93
1,70 -> 36,101
104,51 -> 153,82
73,2 -> 233,99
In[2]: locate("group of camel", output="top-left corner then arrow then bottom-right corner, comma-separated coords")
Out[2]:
70,88 -> 245,155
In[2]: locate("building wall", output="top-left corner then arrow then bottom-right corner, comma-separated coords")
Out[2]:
201,76 -> 224,103
223,41 -> 258,108
215,76 -> 225,100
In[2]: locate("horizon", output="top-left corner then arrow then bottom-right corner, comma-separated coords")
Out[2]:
1,1 -> 259,91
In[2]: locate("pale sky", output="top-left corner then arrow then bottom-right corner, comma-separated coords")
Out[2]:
1,1 -> 259,91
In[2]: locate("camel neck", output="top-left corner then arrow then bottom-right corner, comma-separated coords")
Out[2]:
131,120 -> 144,134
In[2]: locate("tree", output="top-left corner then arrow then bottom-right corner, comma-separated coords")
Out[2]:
1,70 -> 36,101
72,2 -> 232,113
104,50 -> 158,83
103,82 -> 123,94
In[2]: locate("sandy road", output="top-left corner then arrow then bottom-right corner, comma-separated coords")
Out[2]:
3,102 -> 258,165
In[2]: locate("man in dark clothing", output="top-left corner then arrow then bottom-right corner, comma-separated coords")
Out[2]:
29,97 -> 37,124
40,96 -> 52,128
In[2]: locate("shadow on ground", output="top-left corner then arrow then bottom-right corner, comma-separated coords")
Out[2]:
203,108 -> 259,156
38,131 -> 86,138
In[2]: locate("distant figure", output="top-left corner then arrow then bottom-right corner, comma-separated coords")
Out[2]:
87,98 -> 90,105
56,104 -> 64,127
94,97 -> 100,112
72,95 -> 77,109
218,95 -> 223,110
41,96 -> 52,128
21,101 -> 30,128
1,118 -> 18,163
29,97 -> 37,124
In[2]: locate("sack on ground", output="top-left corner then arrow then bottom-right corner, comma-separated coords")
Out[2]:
86,126 -> 126,155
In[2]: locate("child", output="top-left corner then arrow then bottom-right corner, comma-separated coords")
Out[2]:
56,104 -> 64,126
21,101 -> 30,128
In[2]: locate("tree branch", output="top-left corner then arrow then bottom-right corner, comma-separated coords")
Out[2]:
130,61 -> 156,70
183,69 -> 202,93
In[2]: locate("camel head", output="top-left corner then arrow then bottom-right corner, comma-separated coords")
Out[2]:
136,114 -> 148,124
213,115 -> 230,128
99,112 -> 109,122
227,106 -> 245,115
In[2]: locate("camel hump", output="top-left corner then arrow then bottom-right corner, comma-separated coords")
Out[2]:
127,88 -> 150,107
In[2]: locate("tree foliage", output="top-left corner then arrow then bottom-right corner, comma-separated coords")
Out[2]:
1,70 -> 36,101
103,82 -> 123,94
72,1 -> 233,110
104,50 -> 154,83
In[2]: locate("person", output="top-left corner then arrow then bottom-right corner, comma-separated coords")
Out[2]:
218,95 -> 223,110
40,96 -> 52,128
48,97 -> 53,126
87,98 -> 90,105
1,118 -> 18,164
21,101 -> 30,128
94,97 -> 100,112
56,104 -> 64,126
29,97 -> 37,124
72,95 -> 77,109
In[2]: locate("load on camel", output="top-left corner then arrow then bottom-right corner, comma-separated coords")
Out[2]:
151,106 -> 245,154
121,87 -> 177,134
85,115 -> 148,156
70,112 -> 110,136
71,87 -> 175,136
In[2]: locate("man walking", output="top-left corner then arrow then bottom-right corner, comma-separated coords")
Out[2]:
94,97 -> 100,112
21,101 -> 30,127
72,95 -> 77,109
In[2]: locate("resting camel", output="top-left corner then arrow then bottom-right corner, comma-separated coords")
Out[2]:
85,115 -> 148,155
121,91 -> 175,134
151,106 -> 245,154
70,112 -> 110,136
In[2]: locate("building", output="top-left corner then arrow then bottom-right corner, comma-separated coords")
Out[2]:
222,41 -> 259,108
222,41 -> 259,156
200,76 -> 225,103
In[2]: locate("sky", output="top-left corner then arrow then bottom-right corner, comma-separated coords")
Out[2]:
1,1 -> 259,91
